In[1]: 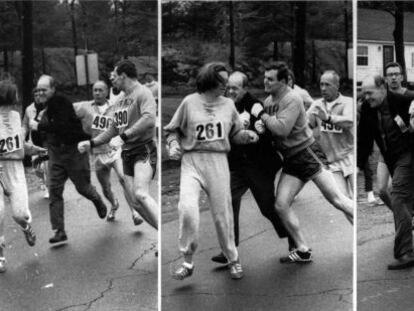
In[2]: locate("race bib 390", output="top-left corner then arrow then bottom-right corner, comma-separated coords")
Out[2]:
113,109 -> 129,128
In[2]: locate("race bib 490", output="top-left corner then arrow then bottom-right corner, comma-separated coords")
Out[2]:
195,121 -> 224,142
320,121 -> 343,134
0,134 -> 22,154
113,109 -> 129,128
91,114 -> 112,131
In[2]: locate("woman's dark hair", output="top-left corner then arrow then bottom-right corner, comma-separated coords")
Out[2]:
0,80 -> 18,107
287,70 -> 295,86
196,62 -> 228,93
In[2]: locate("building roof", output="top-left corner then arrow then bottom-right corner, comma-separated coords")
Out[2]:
358,8 -> 414,42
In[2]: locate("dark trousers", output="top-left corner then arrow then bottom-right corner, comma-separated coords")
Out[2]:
363,158 -> 373,192
48,144 -> 103,231
230,163 -> 289,246
389,152 -> 414,258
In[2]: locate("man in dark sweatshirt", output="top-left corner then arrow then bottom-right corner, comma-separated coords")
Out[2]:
360,74 -> 414,270
33,75 -> 108,244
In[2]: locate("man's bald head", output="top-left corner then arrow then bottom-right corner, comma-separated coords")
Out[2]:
36,74 -> 56,103
361,74 -> 387,108
92,80 -> 109,104
227,71 -> 248,103
320,70 -> 340,102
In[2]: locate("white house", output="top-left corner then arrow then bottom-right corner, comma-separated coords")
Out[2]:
357,8 -> 414,84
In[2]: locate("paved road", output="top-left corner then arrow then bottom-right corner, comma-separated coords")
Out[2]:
162,181 -> 353,311
357,172 -> 414,311
0,169 -> 158,311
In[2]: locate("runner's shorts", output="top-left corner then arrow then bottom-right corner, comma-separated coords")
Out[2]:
283,142 -> 328,182
121,141 -> 157,178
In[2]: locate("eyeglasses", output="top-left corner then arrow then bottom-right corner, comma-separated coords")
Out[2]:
386,72 -> 401,77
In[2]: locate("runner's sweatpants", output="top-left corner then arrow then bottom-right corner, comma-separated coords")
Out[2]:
0,161 -> 32,246
178,152 -> 238,262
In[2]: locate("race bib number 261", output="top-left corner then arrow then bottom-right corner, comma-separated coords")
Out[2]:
195,121 -> 224,141
0,134 -> 22,154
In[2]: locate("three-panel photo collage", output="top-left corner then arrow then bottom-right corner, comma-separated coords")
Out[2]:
0,0 -> 413,310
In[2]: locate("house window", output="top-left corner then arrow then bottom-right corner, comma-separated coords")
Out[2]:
357,46 -> 368,66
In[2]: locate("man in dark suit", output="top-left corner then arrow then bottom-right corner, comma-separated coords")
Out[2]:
33,75 -> 108,244
211,71 -> 293,264
360,74 -> 414,270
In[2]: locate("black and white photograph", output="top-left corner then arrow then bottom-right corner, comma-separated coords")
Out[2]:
0,1 -> 158,310
161,1 -> 353,310
357,1 -> 414,310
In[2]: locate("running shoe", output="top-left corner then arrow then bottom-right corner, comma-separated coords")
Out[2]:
22,224 -> 36,247
229,260 -> 244,279
0,257 -> 6,273
107,208 -> 117,222
49,229 -> 67,244
172,263 -> 194,280
279,249 -> 312,264
211,252 -> 228,264
43,188 -> 49,199
40,184 -> 49,199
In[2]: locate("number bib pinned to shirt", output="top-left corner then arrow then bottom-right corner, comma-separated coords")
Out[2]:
320,121 -> 343,134
91,114 -> 112,131
113,109 -> 129,128
0,112 -> 23,155
0,133 -> 22,154
195,121 -> 224,142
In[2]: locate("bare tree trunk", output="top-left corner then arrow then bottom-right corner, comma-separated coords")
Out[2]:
121,2 -> 127,59
21,0 -> 34,113
393,2 -> 406,81
228,1 -> 235,69
273,40 -> 278,60
3,48 -> 8,72
41,46 -> 46,73
114,0 -> 119,55
343,1 -> 349,81
312,40 -> 316,84
293,1 -> 306,86
70,1 -> 78,78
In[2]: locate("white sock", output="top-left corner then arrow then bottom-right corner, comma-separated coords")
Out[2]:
367,191 -> 376,201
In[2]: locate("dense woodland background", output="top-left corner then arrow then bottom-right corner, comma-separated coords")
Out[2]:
162,1 -> 352,94
0,0 -> 157,109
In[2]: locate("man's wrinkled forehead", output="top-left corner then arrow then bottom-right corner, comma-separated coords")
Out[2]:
265,69 -> 278,79
386,65 -> 401,74
93,81 -> 108,91
321,73 -> 335,85
37,76 -> 52,88
228,74 -> 244,88
361,76 -> 377,91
